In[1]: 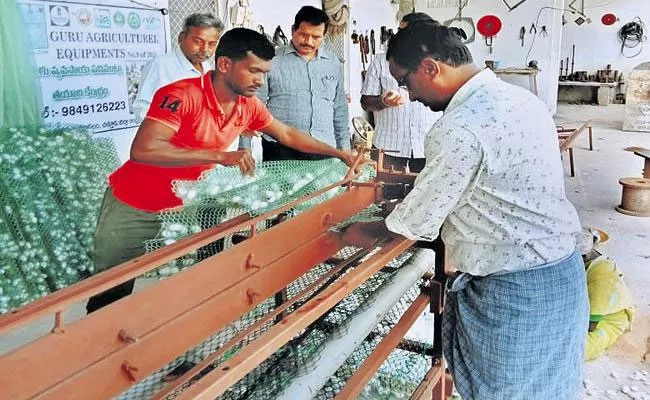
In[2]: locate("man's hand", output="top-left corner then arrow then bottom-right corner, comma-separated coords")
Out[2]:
339,150 -> 373,176
340,221 -> 391,248
340,150 -> 359,169
215,149 -> 256,176
380,90 -> 405,108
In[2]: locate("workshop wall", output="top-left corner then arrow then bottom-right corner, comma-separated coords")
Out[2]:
243,0 -> 321,39
348,0 -> 398,124
561,1 -> 649,78
348,0 -> 565,116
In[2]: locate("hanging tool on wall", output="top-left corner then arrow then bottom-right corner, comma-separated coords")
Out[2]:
529,23 -> 537,35
502,0 -> 528,12
272,26 -> 288,47
370,29 -> 376,58
601,13 -> 617,26
539,25 -> 548,37
519,26 -> 526,47
359,34 -> 369,80
351,19 -> 359,44
443,0 -> 475,44
258,25 -> 273,43
477,15 -> 502,54
618,17 -> 646,58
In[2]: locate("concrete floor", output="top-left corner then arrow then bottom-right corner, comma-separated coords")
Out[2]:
555,104 -> 650,399
1,104 -> 649,398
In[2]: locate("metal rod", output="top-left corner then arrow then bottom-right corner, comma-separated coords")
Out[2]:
571,44 -> 575,75
564,57 -> 569,79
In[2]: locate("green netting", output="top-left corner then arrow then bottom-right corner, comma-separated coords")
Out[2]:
144,159 -> 375,276
1,0 -> 43,127
0,126 -> 119,313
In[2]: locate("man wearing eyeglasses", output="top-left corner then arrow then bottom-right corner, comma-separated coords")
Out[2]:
343,22 -> 587,399
360,13 -> 441,173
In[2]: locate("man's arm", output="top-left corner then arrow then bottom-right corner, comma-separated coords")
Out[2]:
332,63 -> 351,150
260,118 -> 356,167
385,124 -> 484,241
361,92 -> 405,112
130,119 -> 255,173
360,56 -> 404,112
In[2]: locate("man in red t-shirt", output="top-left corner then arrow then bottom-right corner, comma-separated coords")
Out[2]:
87,28 -> 357,313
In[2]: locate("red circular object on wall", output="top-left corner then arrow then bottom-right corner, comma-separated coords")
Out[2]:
477,15 -> 502,37
601,13 -> 617,25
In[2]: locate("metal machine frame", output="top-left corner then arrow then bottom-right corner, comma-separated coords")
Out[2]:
0,151 -> 448,400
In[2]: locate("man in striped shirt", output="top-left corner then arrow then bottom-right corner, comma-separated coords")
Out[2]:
361,13 -> 441,172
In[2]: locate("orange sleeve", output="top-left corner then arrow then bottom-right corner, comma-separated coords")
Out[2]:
247,96 -> 274,131
144,83 -> 191,131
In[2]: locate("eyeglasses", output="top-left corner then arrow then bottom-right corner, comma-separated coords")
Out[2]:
396,70 -> 412,91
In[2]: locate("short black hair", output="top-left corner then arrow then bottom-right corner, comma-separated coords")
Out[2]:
400,12 -> 436,27
214,28 -> 275,61
293,6 -> 329,33
386,23 -> 473,70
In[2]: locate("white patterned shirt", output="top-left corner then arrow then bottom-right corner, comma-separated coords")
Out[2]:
385,69 -> 581,276
133,47 -> 210,122
361,55 -> 441,158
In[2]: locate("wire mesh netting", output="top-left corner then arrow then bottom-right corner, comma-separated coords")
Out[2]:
144,159 -> 375,276
168,0 -> 218,41
118,242 -> 433,400
0,126 -> 119,313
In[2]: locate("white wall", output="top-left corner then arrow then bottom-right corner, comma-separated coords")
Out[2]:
561,0 -> 650,78
348,0 -> 565,116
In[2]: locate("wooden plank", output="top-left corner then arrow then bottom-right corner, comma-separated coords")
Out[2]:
32,233 -> 342,400
150,245 -> 380,400
493,68 -> 537,75
173,237 -> 415,400
410,363 -> 445,400
0,187 -> 375,400
334,294 -> 430,400
559,120 -> 591,151
558,81 -> 617,87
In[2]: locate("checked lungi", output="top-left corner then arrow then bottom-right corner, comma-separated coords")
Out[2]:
443,251 -> 589,400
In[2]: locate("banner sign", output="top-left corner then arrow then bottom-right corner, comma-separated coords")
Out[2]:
18,1 -> 168,133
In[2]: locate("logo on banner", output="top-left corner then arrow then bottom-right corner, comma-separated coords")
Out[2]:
94,8 -> 111,28
127,12 -> 141,29
75,8 -> 92,26
113,11 -> 125,26
143,16 -> 161,30
49,5 -> 69,26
